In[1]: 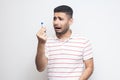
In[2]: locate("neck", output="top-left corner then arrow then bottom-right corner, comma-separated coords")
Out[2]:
56,29 -> 72,41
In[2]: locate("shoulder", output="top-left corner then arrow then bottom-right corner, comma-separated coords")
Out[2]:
72,33 -> 90,42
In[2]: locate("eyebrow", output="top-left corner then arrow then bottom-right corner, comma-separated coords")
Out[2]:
54,16 -> 64,20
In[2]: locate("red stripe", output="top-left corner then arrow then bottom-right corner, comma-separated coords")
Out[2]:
48,67 -> 83,69
47,37 -> 86,41
47,45 -> 61,47
68,42 -> 87,44
48,71 -> 82,73
49,58 -> 81,60
74,38 -> 86,40
49,53 -> 82,57
48,76 -> 80,78
48,62 -> 83,65
47,45 -> 85,48
48,41 -> 88,44
47,39 -> 89,44
49,49 -> 82,53
64,45 -> 85,48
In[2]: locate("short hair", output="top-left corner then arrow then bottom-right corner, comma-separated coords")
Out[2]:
54,5 -> 73,18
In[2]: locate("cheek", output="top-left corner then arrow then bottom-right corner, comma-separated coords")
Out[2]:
64,21 -> 69,27
62,24 -> 69,31
61,21 -> 68,26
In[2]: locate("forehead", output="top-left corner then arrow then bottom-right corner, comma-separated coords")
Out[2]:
54,12 -> 68,18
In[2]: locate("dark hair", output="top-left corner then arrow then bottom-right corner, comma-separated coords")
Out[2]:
54,5 -> 73,18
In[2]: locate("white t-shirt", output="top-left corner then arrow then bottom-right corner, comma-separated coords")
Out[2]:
45,33 -> 93,80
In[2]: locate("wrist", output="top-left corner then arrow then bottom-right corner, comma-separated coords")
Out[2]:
37,36 -> 46,44
80,77 -> 87,80
38,40 -> 46,44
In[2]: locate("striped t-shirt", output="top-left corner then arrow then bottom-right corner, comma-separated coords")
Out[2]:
45,33 -> 93,80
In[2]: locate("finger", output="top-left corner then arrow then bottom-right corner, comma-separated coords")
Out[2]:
40,27 -> 46,32
44,34 -> 47,40
42,27 -> 46,32
37,27 -> 46,35
36,30 -> 46,37
43,33 -> 47,37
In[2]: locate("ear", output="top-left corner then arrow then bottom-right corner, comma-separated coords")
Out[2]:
69,18 -> 73,25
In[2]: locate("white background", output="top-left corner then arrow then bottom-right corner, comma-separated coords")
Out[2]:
0,0 -> 120,80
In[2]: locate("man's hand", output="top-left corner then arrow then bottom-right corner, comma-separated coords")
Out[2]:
36,27 -> 47,43
79,58 -> 94,80
35,27 -> 48,72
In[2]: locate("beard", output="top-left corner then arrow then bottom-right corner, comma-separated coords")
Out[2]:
55,26 -> 69,35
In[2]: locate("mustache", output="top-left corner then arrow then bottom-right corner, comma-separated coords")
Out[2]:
54,24 -> 59,27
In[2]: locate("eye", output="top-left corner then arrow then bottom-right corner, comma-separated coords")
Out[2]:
58,17 -> 63,21
53,17 -> 57,21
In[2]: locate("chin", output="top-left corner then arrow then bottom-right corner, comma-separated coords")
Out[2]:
56,31 -> 66,35
55,31 -> 62,34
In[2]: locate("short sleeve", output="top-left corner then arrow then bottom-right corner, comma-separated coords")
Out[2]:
83,39 -> 93,60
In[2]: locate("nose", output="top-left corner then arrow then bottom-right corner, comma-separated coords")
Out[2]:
53,18 -> 59,25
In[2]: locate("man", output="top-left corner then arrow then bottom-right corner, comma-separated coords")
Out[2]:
35,5 -> 94,80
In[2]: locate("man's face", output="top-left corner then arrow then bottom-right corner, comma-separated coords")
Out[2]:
53,12 -> 72,35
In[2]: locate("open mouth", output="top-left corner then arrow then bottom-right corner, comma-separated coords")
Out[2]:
55,27 -> 61,29
54,27 -> 61,30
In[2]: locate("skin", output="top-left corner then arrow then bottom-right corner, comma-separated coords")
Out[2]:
80,58 -> 94,80
35,12 -> 94,80
35,27 -> 47,72
53,12 -> 73,39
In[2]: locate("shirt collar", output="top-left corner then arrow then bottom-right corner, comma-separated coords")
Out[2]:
54,30 -> 75,40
